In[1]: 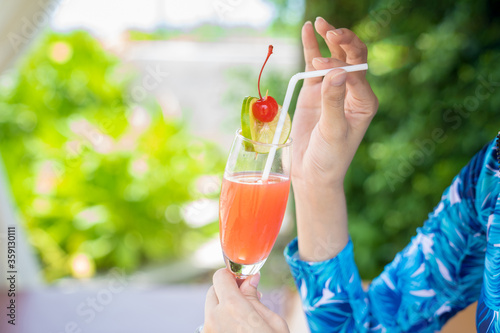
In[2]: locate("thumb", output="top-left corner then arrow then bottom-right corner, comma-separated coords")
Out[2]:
320,68 -> 348,140
240,273 -> 281,326
239,273 -> 261,302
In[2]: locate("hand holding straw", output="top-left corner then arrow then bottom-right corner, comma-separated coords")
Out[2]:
261,63 -> 369,181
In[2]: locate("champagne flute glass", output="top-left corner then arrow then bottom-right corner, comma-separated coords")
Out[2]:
219,129 -> 292,280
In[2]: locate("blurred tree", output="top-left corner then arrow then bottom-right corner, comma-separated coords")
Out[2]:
299,0 -> 500,278
0,31 -> 225,281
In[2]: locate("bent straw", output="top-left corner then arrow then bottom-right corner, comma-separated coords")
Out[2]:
261,63 -> 369,181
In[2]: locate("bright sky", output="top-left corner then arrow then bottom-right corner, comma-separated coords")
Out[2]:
51,0 -> 275,39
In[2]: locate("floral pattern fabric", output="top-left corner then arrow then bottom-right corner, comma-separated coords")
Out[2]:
285,136 -> 500,332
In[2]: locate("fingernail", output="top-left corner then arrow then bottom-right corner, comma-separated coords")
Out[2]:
315,16 -> 324,23
313,57 -> 329,64
330,69 -> 347,86
258,291 -> 263,300
327,29 -> 343,39
304,21 -> 312,27
250,273 -> 260,288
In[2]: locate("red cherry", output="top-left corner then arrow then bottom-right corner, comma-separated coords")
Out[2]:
252,96 -> 278,122
253,45 -> 278,123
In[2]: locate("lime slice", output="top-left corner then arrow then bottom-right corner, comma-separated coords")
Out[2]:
249,105 -> 291,154
240,96 -> 291,154
241,96 -> 257,140
241,96 -> 258,151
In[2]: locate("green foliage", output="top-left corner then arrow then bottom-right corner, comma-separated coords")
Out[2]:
302,0 -> 500,278
266,0 -> 305,37
0,31 -> 225,281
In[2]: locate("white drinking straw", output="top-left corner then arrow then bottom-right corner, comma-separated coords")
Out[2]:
261,63 -> 369,181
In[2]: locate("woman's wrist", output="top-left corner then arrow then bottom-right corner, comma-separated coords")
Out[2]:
291,176 -> 345,195
292,182 -> 349,262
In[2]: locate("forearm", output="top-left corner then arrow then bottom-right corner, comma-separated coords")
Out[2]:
292,181 -> 349,262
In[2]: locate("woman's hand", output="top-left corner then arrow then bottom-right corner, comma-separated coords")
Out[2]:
292,17 -> 378,188
291,18 -> 378,261
203,269 -> 289,333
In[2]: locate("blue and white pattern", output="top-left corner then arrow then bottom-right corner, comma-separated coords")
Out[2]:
285,136 -> 500,332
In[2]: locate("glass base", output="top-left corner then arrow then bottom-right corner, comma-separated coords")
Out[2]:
223,254 -> 267,280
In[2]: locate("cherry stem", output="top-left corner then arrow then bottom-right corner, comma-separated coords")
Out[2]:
257,45 -> 273,100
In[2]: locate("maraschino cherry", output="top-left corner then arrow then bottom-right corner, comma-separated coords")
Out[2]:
252,45 -> 278,123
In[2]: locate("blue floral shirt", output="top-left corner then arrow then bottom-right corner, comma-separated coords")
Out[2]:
285,136 -> 500,332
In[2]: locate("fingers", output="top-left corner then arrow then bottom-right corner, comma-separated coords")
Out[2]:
319,65 -> 377,145
239,274 -> 277,324
319,68 -> 348,139
311,57 -> 349,72
314,17 -> 369,98
312,57 -> 377,109
239,273 -> 261,302
314,17 -> 346,62
205,285 -> 218,313
325,27 -> 368,65
301,21 -> 323,86
311,17 -> 368,66
212,268 -> 239,303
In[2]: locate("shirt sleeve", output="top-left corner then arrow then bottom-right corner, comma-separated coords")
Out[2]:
285,138 -> 499,333
476,134 -> 500,333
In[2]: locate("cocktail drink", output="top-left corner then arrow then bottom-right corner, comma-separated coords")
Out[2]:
219,130 -> 292,278
216,43 -> 367,281
220,173 -> 290,265
217,45 -> 292,279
